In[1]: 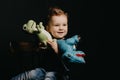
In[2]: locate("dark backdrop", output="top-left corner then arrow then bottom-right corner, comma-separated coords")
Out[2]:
0,0 -> 104,80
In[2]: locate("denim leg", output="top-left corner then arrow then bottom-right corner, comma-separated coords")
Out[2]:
28,68 -> 46,80
44,72 -> 56,80
11,68 -> 46,80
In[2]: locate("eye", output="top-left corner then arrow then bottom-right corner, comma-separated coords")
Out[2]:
55,24 -> 59,26
63,24 -> 67,26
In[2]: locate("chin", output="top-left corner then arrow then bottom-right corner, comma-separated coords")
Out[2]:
56,36 -> 64,39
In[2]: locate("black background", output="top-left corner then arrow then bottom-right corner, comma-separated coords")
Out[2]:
0,0 -> 104,80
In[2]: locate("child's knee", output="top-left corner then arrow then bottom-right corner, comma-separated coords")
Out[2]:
29,68 -> 46,79
45,72 -> 57,80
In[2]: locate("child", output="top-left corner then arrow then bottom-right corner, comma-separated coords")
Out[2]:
46,6 -> 70,80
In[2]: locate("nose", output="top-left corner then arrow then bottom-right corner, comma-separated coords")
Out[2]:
59,26 -> 64,29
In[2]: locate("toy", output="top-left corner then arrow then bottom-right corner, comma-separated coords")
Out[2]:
57,35 -> 86,63
23,20 -> 53,49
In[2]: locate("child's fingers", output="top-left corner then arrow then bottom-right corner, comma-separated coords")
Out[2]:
47,39 -> 56,43
53,39 -> 57,42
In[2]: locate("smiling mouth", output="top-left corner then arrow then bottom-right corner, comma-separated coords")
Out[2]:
58,32 -> 64,33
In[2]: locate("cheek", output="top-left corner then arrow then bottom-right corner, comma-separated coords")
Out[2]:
49,28 -> 57,35
51,27 -> 58,32
65,27 -> 68,32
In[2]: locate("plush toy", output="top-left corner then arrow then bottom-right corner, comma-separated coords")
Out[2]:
57,35 -> 86,63
23,20 -> 53,49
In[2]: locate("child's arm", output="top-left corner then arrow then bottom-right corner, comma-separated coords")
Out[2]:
47,39 -> 58,54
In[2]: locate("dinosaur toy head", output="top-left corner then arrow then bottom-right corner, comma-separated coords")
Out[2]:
23,20 -> 37,33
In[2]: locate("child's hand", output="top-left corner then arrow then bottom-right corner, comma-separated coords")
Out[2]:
47,39 -> 58,54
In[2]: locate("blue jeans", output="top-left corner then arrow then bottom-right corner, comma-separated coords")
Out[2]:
10,68 -> 56,80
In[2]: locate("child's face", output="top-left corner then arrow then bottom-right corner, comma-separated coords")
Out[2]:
47,15 -> 68,39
